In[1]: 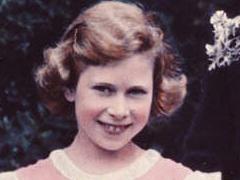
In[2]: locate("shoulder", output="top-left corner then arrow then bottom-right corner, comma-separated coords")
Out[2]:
0,171 -> 18,180
151,156 -> 191,179
184,171 -> 221,180
141,150 -> 222,180
15,151 -> 63,180
16,157 -> 52,180
139,149 -> 191,180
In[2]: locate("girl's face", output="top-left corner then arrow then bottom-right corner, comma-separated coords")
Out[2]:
66,54 -> 154,151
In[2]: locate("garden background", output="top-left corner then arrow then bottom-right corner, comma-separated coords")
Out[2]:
1,0 -> 240,178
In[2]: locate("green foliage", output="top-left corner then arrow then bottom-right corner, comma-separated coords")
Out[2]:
0,0 -> 81,171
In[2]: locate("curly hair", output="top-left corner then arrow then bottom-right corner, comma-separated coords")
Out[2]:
35,0 -> 187,117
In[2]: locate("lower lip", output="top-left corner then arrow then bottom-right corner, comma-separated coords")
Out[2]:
97,121 -> 131,135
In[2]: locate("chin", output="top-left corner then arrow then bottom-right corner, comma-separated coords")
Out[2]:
97,141 -> 130,152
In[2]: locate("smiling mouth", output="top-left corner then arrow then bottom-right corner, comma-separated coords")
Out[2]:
97,120 -> 132,134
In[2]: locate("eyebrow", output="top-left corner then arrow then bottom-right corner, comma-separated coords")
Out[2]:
92,82 -> 116,89
128,85 -> 149,91
92,82 -> 148,90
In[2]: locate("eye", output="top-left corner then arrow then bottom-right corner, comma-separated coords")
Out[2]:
92,85 -> 115,96
127,87 -> 147,96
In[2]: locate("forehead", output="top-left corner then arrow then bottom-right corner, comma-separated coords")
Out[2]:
79,54 -> 154,86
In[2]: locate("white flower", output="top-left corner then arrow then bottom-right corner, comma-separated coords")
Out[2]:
210,10 -> 228,28
206,10 -> 240,71
205,44 -> 215,56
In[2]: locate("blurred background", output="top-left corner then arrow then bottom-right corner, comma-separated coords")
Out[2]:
0,0 -> 240,178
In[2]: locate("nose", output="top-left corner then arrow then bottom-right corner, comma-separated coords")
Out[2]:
107,96 -> 130,120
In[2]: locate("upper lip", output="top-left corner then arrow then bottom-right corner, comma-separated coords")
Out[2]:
97,120 -> 132,127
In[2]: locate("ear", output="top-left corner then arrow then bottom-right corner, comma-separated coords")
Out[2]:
64,88 -> 76,102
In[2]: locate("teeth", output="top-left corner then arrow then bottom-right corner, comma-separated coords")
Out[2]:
97,120 -> 132,134
103,124 -> 126,134
115,127 -> 121,133
109,125 -> 115,132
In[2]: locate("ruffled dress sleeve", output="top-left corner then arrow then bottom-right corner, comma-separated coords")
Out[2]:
184,171 -> 221,180
0,171 -> 18,180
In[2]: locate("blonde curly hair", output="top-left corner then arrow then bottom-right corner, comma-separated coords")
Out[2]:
35,1 -> 187,117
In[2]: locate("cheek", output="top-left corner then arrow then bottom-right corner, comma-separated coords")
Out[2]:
75,99 -> 106,123
132,101 -> 152,124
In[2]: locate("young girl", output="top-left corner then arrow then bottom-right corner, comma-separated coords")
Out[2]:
0,1 -> 221,179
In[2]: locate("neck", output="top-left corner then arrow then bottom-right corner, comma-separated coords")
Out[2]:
64,131 -> 144,174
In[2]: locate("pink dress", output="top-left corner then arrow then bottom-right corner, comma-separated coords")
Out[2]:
0,149 -> 221,180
